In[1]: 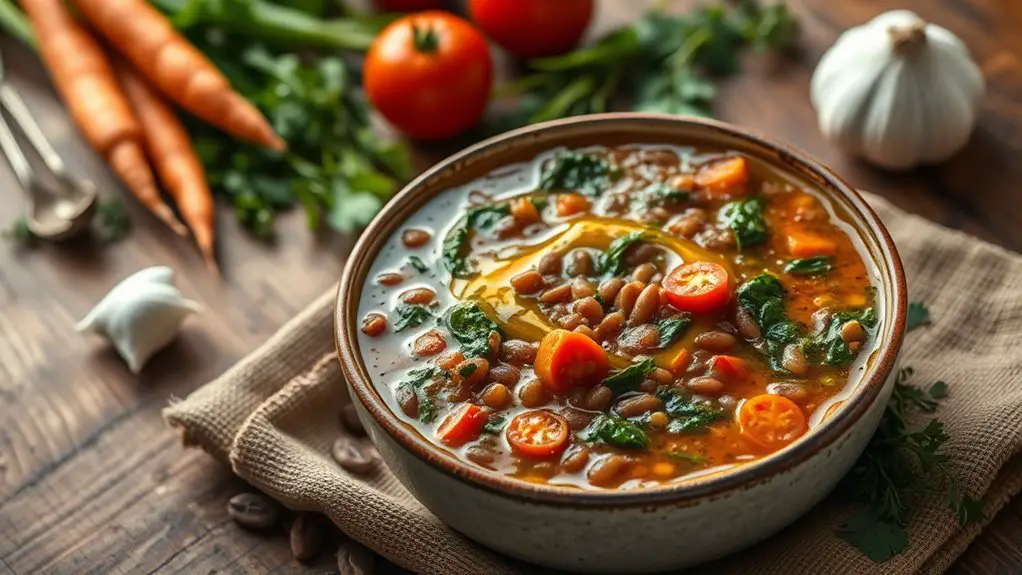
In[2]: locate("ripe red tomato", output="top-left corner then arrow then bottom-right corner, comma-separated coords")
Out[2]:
365,12 -> 493,140
468,0 -> 594,59
372,0 -> 444,12
662,261 -> 731,314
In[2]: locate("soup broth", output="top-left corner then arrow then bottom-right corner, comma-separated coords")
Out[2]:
357,145 -> 880,490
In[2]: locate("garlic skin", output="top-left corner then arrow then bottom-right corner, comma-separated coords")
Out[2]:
76,266 -> 202,373
811,10 -> 984,170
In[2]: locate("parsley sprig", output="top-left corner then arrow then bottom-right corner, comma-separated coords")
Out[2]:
838,366 -> 985,562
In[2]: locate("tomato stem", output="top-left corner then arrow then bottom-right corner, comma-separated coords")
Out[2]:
411,23 -> 439,53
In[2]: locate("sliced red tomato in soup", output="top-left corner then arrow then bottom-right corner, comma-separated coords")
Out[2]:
436,404 -> 488,446
507,410 -> 570,458
738,394 -> 807,450
663,261 -> 731,314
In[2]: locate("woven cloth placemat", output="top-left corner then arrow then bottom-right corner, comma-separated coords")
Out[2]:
165,192 -> 1022,574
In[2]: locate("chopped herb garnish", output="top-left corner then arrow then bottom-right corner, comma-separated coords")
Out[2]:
658,388 -> 725,433
656,314 -> 692,349
445,301 -> 500,358
600,358 -> 656,395
407,255 -> 429,273
458,362 -> 478,378
719,197 -> 767,250
838,367 -> 984,562
597,231 -> 645,276
397,366 -> 447,423
539,151 -> 618,197
784,256 -> 833,276
393,303 -> 433,332
579,414 -> 649,449
667,450 -> 707,465
906,301 -> 931,331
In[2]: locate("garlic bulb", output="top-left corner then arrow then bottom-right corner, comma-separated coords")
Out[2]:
810,10 -> 984,170
77,266 -> 202,373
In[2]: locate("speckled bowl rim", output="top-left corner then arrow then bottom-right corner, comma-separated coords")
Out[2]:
335,113 -> 907,507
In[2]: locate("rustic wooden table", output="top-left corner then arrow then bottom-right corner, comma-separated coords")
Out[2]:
2,1 -> 1020,573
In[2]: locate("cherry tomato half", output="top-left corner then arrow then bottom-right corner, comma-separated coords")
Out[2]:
372,0 -> 445,12
365,12 -> 493,140
708,355 -> 749,381
534,329 -> 609,393
506,410 -> 570,458
468,0 -> 594,59
436,403 -> 489,446
738,394 -> 807,450
662,261 -> 731,314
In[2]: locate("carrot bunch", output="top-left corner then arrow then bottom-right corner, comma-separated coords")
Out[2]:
16,0 -> 285,272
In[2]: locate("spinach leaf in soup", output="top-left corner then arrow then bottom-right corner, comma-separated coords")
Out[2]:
720,197 -> 768,250
579,414 -> 649,449
398,367 -> 447,423
658,388 -> 725,433
394,303 -> 433,332
805,307 -> 877,367
736,274 -> 802,372
641,182 -> 689,207
784,256 -> 833,276
600,358 -> 656,395
441,202 -> 515,279
445,302 -> 501,359
482,415 -> 506,434
443,222 -> 471,278
657,314 -> 692,349
407,255 -> 429,273
597,231 -> 645,276
539,151 -> 619,197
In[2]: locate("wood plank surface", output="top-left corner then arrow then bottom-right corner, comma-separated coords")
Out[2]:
1,0 -> 1020,573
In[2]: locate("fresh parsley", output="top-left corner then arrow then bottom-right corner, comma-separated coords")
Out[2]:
579,414 -> 649,449
445,302 -> 500,359
784,256 -> 833,276
906,301 -> 931,331
719,197 -> 768,250
443,222 -> 471,278
393,303 -> 432,332
656,315 -> 692,349
538,151 -> 618,197
494,1 -> 797,126
597,231 -> 645,276
407,255 -> 429,273
600,358 -> 656,395
641,182 -> 689,207
838,367 -> 984,562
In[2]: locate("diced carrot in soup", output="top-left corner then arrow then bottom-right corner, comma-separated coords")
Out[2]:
695,157 -> 749,197
787,231 -> 838,258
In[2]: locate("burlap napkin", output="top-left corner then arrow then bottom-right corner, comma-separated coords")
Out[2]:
165,192 -> 1022,575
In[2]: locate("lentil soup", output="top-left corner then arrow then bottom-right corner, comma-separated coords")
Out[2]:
357,145 -> 881,490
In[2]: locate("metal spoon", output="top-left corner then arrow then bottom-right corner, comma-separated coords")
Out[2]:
0,60 -> 96,240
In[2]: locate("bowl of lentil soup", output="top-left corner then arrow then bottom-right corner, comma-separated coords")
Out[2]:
336,114 -> 906,572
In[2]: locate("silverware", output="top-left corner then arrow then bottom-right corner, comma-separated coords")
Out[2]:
0,54 -> 96,240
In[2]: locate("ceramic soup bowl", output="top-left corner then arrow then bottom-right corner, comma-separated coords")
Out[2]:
335,113 -> 907,573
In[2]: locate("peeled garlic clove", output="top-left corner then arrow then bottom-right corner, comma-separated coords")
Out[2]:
77,266 -> 202,373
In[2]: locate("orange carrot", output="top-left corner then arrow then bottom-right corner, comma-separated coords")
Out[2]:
20,0 -> 187,236
695,156 -> 749,197
534,329 -> 609,393
786,230 -> 838,258
113,58 -> 218,273
69,0 -> 284,151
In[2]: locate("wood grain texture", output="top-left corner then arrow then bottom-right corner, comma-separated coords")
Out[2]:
0,0 -> 1019,573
